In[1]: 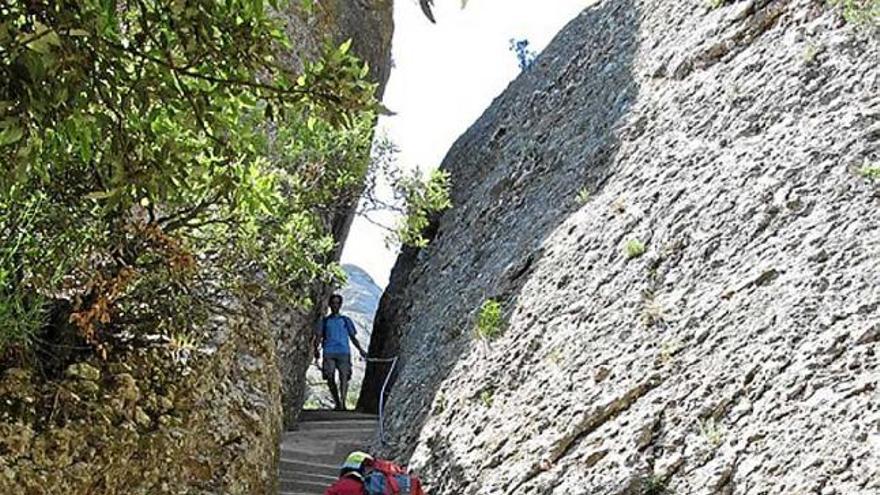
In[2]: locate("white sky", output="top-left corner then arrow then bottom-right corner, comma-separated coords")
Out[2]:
341,0 -> 589,287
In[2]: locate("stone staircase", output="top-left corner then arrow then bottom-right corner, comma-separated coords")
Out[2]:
279,410 -> 378,495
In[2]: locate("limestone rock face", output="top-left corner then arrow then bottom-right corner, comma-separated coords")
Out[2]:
366,0 -> 880,493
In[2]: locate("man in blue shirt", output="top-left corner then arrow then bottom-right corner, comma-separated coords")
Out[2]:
314,294 -> 367,411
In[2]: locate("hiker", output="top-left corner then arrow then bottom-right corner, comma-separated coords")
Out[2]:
315,294 -> 367,411
324,451 -> 374,495
325,451 -> 426,495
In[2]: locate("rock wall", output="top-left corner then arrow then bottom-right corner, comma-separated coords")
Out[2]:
367,0 -> 880,493
0,297 -> 282,495
275,0 -> 394,427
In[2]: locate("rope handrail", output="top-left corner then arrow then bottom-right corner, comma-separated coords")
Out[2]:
364,356 -> 398,363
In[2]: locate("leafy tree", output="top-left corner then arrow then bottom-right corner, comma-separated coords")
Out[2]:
357,133 -> 452,249
0,0 -> 379,362
393,168 -> 452,247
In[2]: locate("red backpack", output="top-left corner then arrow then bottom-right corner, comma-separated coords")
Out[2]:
363,459 -> 426,495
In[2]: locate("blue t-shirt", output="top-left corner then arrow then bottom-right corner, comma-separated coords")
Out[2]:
320,315 -> 356,355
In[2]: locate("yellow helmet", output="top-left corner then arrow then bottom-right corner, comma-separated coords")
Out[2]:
342,451 -> 374,471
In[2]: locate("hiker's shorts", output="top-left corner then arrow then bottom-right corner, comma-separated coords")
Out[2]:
322,353 -> 352,381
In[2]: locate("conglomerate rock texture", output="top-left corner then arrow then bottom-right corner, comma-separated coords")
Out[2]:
0,298 -> 283,495
366,0 -> 880,493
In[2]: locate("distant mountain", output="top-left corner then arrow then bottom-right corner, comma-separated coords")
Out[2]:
339,264 -> 383,343
304,264 -> 383,409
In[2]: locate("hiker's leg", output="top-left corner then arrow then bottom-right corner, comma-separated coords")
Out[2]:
322,355 -> 342,409
338,355 -> 353,411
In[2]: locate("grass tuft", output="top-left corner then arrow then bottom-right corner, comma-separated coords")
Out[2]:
625,239 -> 647,259
475,299 -> 504,340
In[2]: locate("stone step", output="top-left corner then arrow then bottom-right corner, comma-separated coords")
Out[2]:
281,443 -> 370,460
279,472 -> 337,484
279,458 -> 340,476
280,451 -> 362,468
293,419 -> 376,432
282,434 -> 373,451
282,432 -> 372,449
288,428 -> 375,438
298,410 -> 377,422
283,427 -> 375,439
276,410 -> 377,494
279,478 -> 329,493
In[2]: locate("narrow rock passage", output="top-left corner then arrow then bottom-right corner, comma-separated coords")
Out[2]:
278,410 -> 378,495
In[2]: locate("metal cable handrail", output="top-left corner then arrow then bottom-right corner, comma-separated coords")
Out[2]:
365,355 -> 399,445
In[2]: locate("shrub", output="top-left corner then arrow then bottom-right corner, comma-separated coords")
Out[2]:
392,169 -> 453,248
625,239 -> 647,259
475,299 -> 504,340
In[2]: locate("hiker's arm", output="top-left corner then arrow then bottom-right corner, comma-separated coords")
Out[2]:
350,335 -> 367,358
347,319 -> 367,357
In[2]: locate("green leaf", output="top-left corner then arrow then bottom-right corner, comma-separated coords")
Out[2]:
339,39 -> 352,55
25,22 -> 62,54
0,126 -> 23,146
84,189 -> 119,200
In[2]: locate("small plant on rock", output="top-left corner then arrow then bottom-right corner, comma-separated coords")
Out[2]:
475,299 -> 504,340
698,417 -> 725,447
479,389 -> 494,408
859,162 -> 880,181
626,239 -> 647,259
802,42 -> 821,65
546,347 -> 564,366
576,187 -> 591,205
392,169 -> 453,248
830,0 -> 880,27
658,339 -> 683,365
636,475 -> 674,495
